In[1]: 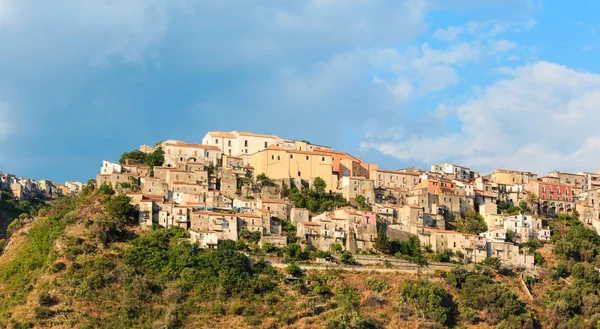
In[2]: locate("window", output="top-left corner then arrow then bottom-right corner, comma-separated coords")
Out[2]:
228,149 -> 231,155
290,154 -> 294,159
272,155 -> 275,160
306,155 -> 309,160
277,156 -> 280,160
245,149 -> 248,153
215,139 -> 218,144
244,140 -> 248,147
322,157 -> 325,161
298,171 -> 301,177
228,140 -> 231,146
206,152 -> 209,157
264,142 -> 268,148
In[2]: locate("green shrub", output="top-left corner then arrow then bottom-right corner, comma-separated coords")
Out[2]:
34,306 -> 54,320
365,279 -> 388,293
37,291 -> 56,307
285,263 -> 303,277
399,279 -> 454,325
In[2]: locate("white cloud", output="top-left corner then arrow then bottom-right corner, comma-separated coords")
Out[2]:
362,61 -> 600,174
507,54 -> 520,61
488,39 -> 518,53
432,26 -> 462,41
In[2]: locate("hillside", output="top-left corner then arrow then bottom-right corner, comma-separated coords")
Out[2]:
0,189 -> 46,239
0,185 -> 598,328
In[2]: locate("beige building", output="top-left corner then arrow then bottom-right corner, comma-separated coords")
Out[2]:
96,172 -> 138,189
190,211 -> 238,242
251,145 -> 338,191
372,203 -> 399,223
140,177 -> 169,197
410,226 -> 488,263
338,176 -> 375,206
290,207 -> 310,226
122,164 -> 150,177
371,169 -> 420,190
237,212 -> 272,235
260,199 -> 292,220
162,140 -> 221,166
488,169 -> 537,185
578,171 -> 600,191
548,170 -> 585,189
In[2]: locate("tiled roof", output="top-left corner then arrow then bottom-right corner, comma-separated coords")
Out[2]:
208,131 -> 236,138
164,142 -> 221,151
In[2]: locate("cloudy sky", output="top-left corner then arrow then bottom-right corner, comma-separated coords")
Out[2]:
1,0 -> 599,182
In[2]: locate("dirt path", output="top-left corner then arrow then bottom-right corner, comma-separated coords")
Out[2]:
265,260 -> 457,274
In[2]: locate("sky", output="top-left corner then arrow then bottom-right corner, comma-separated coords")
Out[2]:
1,0 -> 600,183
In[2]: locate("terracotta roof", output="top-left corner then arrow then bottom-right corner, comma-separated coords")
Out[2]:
208,131 -> 236,138
192,210 -> 232,216
236,131 -> 277,138
302,222 -> 321,227
164,142 -> 221,151
375,169 -> 420,176
260,199 -> 290,204
237,213 -> 262,218
172,181 -> 207,186
266,144 -> 285,151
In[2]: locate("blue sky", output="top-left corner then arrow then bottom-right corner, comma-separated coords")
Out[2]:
1,0 -> 600,183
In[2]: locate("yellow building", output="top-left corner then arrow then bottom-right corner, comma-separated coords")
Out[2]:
251,145 -> 338,192
489,169 -> 537,185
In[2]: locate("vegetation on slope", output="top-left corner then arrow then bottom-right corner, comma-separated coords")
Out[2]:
287,177 -> 348,213
0,182 -> 585,328
0,189 -> 46,239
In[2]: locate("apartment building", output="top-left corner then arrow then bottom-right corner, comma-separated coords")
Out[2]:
430,163 -> 472,181
251,145 -> 338,191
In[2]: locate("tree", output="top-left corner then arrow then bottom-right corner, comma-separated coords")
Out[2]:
519,201 -> 531,214
107,195 -> 135,224
506,229 -> 516,242
145,146 -> 165,168
312,177 -> 327,195
280,182 -> 290,198
455,210 -> 488,235
525,192 -> 538,214
355,195 -> 367,209
285,263 -> 303,277
119,150 -> 147,165
256,173 -> 267,181
98,183 -> 115,196
340,251 -> 357,265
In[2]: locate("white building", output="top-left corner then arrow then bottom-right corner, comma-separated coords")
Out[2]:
101,160 -> 122,175
65,181 -> 84,194
202,131 -> 291,159
431,163 -> 472,181
502,213 -> 550,242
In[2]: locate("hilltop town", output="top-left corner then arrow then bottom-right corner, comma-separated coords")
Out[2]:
4,130 -> 600,328
91,130 -> 600,269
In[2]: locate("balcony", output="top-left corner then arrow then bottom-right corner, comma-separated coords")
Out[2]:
175,215 -> 188,223
334,230 -> 346,239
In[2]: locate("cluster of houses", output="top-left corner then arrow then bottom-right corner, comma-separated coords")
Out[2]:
93,130 -> 600,269
0,171 -> 83,201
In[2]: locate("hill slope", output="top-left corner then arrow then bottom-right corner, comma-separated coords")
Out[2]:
1,187 -> 594,328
